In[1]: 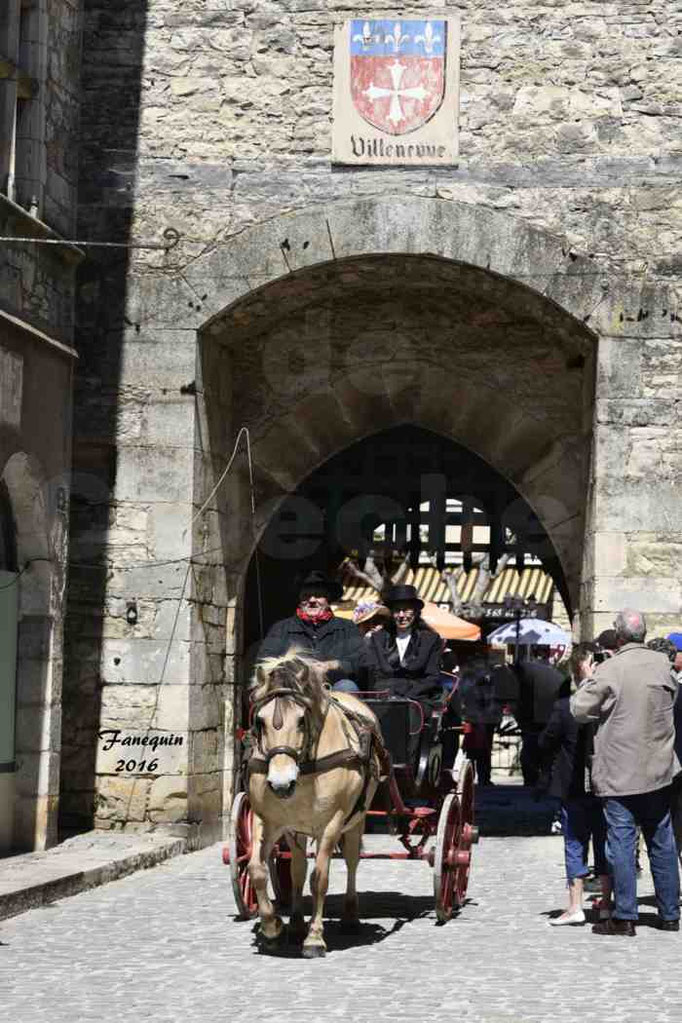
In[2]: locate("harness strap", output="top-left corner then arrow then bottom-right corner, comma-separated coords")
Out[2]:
329,696 -> 392,779
248,747 -> 364,776
247,694 -> 391,793
327,697 -> 393,826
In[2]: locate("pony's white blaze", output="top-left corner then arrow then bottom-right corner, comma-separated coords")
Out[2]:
267,755 -> 299,790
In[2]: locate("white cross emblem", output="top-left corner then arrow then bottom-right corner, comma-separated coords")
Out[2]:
363,60 -> 429,126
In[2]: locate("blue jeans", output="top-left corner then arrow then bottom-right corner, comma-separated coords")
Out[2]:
561,795 -> 607,881
603,787 -> 680,922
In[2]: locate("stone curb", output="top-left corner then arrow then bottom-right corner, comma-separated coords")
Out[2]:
0,834 -> 189,922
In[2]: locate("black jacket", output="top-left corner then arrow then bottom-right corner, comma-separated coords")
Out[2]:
674,677 -> 682,768
516,660 -> 570,729
366,625 -> 443,704
257,615 -> 369,685
538,697 -> 593,801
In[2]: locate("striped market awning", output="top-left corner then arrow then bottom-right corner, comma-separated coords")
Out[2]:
338,564 -> 554,608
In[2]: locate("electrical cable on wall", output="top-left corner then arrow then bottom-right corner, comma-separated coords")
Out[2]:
1,228 -> 678,280
0,227 -> 181,251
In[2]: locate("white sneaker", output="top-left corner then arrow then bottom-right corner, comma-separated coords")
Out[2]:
549,909 -> 586,926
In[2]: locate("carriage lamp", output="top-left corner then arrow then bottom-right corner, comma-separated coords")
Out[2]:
126,601 -> 138,625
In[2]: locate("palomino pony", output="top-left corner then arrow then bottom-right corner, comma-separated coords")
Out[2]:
247,651 -> 388,958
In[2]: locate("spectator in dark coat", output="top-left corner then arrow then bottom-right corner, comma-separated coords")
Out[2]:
652,636 -> 682,864
516,655 -> 570,786
257,571 -> 369,689
459,658 -> 503,786
365,584 -> 443,706
539,642 -> 611,926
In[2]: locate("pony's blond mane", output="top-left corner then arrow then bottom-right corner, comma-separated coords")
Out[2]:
251,648 -> 339,704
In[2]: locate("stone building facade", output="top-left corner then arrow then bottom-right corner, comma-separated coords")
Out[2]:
0,0 -> 82,851
58,0 -> 682,842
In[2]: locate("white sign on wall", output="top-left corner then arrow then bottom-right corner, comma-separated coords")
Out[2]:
332,14 -> 460,166
0,348 -> 23,429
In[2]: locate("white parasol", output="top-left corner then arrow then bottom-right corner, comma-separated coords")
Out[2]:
487,617 -> 571,647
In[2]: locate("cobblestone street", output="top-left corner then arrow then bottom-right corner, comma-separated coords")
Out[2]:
2,821 -> 681,1023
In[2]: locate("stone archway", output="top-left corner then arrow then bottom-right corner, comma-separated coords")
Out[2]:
187,199 -> 607,825
186,196 -> 609,330
243,423 -> 572,656
188,197 -> 610,621
196,241 -> 597,621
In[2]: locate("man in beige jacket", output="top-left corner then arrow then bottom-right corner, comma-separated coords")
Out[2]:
571,608 -> 680,937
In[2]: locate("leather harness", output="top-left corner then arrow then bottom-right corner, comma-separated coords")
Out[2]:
247,688 -> 390,820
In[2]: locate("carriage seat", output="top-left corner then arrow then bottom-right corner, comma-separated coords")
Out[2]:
363,696 -> 443,795
364,697 -> 416,767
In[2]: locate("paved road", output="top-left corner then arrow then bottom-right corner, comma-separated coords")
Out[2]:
1,830 -> 681,1023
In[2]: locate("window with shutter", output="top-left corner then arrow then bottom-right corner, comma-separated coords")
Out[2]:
0,0 -> 42,214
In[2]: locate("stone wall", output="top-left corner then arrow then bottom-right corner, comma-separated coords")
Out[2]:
43,0 -> 82,234
9,0 -> 82,234
0,201 -> 80,344
120,0 -> 682,261
69,0 -> 682,837
0,0 -> 81,851
0,315 -> 75,851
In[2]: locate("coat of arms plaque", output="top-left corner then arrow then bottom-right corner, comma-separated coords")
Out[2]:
332,14 -> 460,166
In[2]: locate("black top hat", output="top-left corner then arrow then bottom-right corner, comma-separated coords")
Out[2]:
297,570 -> 343,603
382,584 -> 424,610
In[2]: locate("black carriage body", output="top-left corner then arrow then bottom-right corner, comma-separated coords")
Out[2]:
364,696 -> 444,801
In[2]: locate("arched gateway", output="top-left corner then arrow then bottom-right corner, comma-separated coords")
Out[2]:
68,196 -> 679,841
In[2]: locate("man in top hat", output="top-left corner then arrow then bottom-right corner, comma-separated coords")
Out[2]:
257,570 -> 369,690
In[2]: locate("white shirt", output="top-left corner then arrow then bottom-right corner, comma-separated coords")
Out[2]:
395,632 -> 411,664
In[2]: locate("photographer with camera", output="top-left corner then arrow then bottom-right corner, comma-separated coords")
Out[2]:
540,643 -> 611,926
594,628 -> 618,664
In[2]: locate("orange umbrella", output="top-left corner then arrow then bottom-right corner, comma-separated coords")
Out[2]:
421,602 -> 481,641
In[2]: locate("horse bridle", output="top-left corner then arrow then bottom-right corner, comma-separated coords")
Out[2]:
251,687 -> 325,766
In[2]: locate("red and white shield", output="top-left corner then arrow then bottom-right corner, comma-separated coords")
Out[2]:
351,54 -> 445,135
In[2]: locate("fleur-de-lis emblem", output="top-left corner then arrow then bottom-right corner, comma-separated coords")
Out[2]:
415,21 -> 441,54
385,21 -> 410,52
352,20 -> 374,47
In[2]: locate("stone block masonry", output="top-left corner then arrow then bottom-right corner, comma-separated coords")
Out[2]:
67,0 -> 682,839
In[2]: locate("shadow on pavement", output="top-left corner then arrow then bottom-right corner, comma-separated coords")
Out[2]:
476,783 -> 558,836
250,890 -> 435,956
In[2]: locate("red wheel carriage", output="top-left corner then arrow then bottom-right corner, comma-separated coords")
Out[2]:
225,692 -> 479,924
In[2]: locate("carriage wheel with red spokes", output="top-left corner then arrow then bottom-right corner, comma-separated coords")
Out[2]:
228,791 -> 258,919
433,792 -> 462,923
269,837 -> 293,911
453,759 -> 477,908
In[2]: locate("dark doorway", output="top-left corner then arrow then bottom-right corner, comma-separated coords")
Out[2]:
243,425 -> 568,658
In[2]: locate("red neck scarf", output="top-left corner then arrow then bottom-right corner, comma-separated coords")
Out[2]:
297,607 -> 334,625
